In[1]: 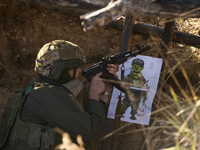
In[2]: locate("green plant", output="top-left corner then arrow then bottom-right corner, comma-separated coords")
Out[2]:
0,61 -> 11,75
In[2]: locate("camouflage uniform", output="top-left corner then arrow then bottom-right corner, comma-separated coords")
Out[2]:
121,58 -> 148,120
1,40 -> 107,150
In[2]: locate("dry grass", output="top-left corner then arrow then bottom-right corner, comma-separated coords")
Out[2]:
53,18 -> 200,150
54,127 -> 85,150
132,18 -> 200,149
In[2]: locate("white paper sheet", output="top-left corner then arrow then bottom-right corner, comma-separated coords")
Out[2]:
107,55 -> 163,125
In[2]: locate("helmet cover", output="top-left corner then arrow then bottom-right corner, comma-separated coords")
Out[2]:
35,40 -> 86,80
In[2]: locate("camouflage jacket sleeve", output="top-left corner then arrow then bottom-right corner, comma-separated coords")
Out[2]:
22,86 -> 107,143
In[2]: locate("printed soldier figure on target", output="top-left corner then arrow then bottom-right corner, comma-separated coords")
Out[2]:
121,58 -> 150,120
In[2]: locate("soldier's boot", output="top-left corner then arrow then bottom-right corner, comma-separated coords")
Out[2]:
121,99 -> 128,118
130,114 -> 136,120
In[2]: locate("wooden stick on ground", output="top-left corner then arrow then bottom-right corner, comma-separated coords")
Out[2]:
109,21 -> 200,48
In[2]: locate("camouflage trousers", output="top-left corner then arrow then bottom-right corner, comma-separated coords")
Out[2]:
121,89 -> 145,115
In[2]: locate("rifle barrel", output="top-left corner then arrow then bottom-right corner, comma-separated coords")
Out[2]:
129,46 -> 151,57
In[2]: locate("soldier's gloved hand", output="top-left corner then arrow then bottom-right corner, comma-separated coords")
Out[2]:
89,72 -> 105,100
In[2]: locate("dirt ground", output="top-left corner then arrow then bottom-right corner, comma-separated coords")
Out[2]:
0,0 -> 200,150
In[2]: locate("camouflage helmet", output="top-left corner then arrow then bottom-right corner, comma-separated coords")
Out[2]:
35,40 -> 86,80
132,58 -> 144,68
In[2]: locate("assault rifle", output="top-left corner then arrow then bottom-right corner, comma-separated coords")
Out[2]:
82,45 -> 151,93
